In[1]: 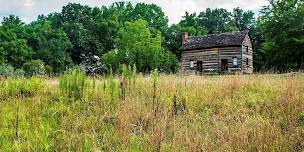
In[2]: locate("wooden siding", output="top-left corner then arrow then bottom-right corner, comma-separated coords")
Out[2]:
219,47 -> 242,72
241,34 -> 253,73
181,46 -> 243,74
181,48 -> 219,74
180,33 -> 253,75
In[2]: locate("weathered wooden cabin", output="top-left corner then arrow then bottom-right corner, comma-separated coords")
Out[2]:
180,31 -> 253,74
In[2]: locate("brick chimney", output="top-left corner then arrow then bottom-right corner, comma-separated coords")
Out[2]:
182,32 -> 189,44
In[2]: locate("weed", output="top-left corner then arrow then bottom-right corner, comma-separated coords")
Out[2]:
59,68 -> 86,100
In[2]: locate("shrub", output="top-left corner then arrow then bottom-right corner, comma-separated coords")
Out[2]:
23,60 -> 45,76
59,68 -> 86,100
14,69 -> 25,77
45,65 -> 53,76
0,64 -> 15,77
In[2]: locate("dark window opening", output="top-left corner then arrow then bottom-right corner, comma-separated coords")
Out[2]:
246,58 -> 249,66
197,61 -> 203,73
221,59 -> 228,72
246,46 -> 249,52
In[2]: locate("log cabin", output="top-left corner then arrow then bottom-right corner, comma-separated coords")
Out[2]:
180,31 -> 253,74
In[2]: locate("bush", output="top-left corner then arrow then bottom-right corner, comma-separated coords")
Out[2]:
14,69 -> 25,77
158,50 -> 179,73
0,64 -> 26,78
0,64 -> 15,77
45,65 -> 53,76
23,60 -> 45,76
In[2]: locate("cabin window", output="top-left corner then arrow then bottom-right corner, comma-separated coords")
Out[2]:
233,57 -> 238,66
246,58 -> 249,66
190,60 -> 194,69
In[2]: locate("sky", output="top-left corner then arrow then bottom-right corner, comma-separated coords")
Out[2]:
0,0 -> 269,24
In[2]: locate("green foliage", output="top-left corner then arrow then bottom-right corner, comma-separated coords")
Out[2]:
120,64 -> 137,86
164,24 -> 208,58
23,60 -> 45,76
198,8 -> 237,34
0,64 -> 24,78
158,49 -> 179,73
0,47 -> 4,64
27,20 -> 73,73
60,3 -> 113,63
0,28 -> 32,67
102,51 -> 121,72
45,65 -> 53,76
0,16 -> 32,67
0,1 -> 303,73
152,68 -> 159,89
0,77 -> 45,99
164,8 -> 253,59
130,3 -> 169,34
0,64 -> 15,77
233,7 -> 255,31
117,19 -> 162,71
59,68 -> 86,100
14,69 -> 25,77
103,19 -> 177,73
258,0 -> 304,71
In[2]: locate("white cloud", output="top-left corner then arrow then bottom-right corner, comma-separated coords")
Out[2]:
0,0 -> 269,24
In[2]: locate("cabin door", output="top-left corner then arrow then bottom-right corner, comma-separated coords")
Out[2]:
221,59 -> 228,72
197,61 -> 203,73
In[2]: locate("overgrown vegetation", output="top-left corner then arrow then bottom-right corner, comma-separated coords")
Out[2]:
0,73 -> 304,151
59,68 -> 86,100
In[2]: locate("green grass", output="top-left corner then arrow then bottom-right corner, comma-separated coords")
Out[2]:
0,73 -> 304,151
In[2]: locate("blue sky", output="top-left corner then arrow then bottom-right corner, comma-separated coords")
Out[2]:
0,0 -> 269,24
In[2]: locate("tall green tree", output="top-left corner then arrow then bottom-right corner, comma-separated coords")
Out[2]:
164,24 -> 207,59
103,19 -> 178,72
259,0 -> 304,71
233,7 -> 255,31
0,46 -> 4,64
198,8 -> 237,34
164,12 -> 208,59
27,20 -> 73,72
0,16 -> 32,67
130,3 -> 169,34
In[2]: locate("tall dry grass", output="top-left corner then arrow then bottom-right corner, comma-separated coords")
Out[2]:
0,73 -> 304,151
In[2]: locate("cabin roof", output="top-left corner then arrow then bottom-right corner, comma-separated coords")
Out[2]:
180,31 -> 248,51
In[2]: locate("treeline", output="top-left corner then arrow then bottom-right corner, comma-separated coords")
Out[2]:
0,0 -> 303,75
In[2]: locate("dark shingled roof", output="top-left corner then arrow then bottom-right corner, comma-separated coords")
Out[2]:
180,31 -> 248,51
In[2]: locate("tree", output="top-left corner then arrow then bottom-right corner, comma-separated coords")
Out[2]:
27,20 -> 73,72
198,8 -> 237,34
103,19 -> 178,73
130,3 -> 169,35
233,7 -> 255,31
0,21 -> 32,67
164,24 -> 207,59
23,60 -> 46,76
259,0 -> 304,71
164,12 -> 208,59
0,46 -> 4,64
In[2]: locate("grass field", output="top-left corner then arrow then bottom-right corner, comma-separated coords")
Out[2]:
0,71 -> 304,151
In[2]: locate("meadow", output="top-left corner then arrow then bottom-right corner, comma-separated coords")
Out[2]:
0,69 -> 304,151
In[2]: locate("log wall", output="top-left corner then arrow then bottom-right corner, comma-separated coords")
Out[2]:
181,48 -> 219,75
242,34 -> 253,73
180,33 -> 254,75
